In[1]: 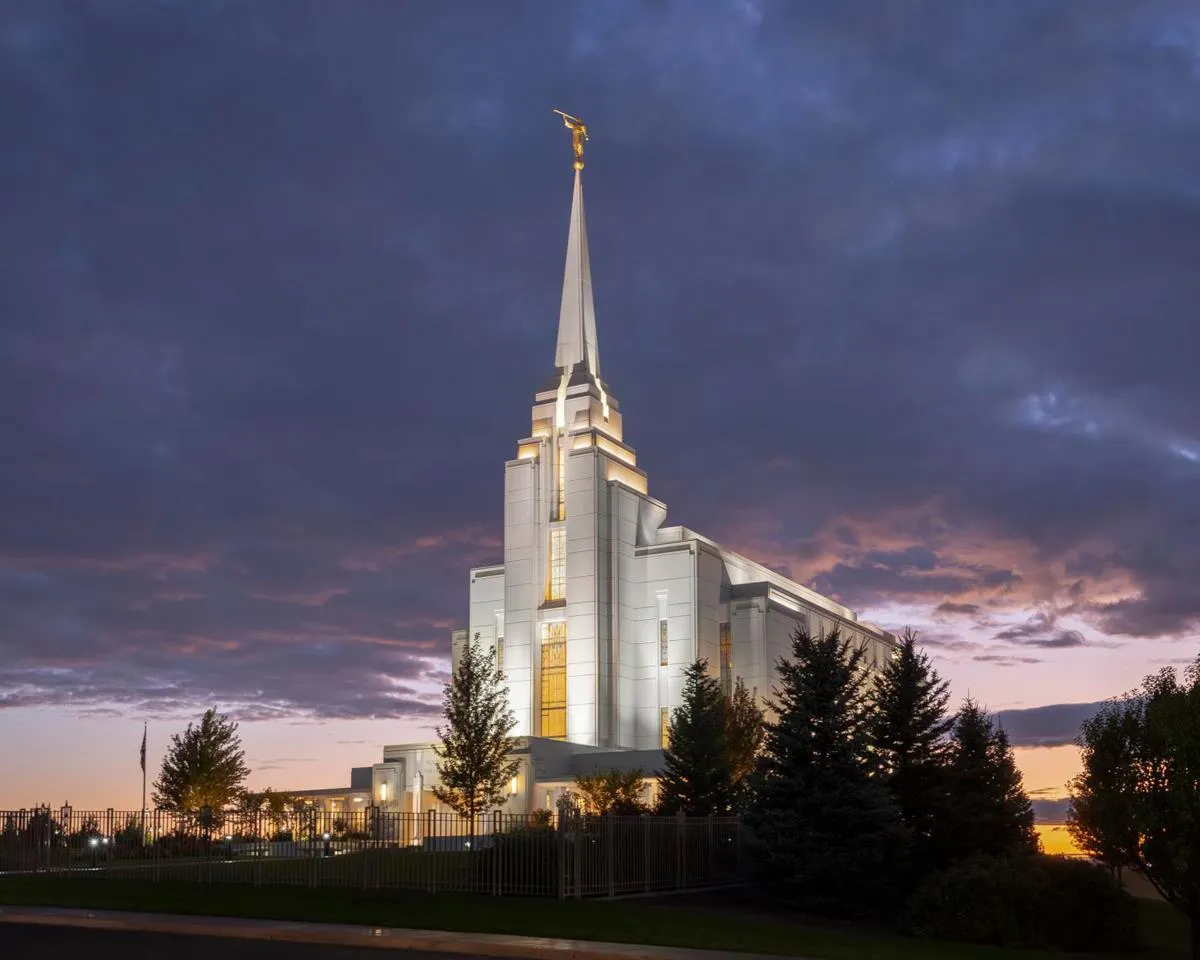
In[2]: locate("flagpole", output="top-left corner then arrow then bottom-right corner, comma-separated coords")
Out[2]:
140,722 -> 148,845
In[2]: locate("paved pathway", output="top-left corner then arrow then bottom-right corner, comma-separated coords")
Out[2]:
0,905 -> 802,960
6,922 -> 463,959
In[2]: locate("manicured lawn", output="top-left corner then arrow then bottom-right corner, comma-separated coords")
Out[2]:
0,877 -> 1188,959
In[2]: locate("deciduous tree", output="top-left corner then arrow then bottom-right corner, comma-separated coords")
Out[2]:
152,708 -> 249,827
433,634 -> 520,833
725,677 -> 764,803
1069,658 -> 1200,959
574,769 -> 648,815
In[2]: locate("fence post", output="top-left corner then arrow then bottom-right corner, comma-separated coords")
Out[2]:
152,811 -> 161,883
490,811 -> 500,896
675,810 -> 685,890
643,815 -> 652,893
572,815 -> 582,900
427,809 -> 436,894
106,808 -> 115,879
605,815 -> 615,898
707,813 -> 715,881
555,813 -> 566,900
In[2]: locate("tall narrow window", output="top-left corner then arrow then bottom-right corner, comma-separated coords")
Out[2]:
660,707 -> 670,749
540,622 -> 567,739
659,618 -> 669,667
546,526 -> 566,602
719,622 -> 732,697
554,444 -> 566,521
495,612 -> 505,673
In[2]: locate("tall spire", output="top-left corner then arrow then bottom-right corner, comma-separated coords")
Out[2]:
552,110 -> 600,383
555,168 -> 600,380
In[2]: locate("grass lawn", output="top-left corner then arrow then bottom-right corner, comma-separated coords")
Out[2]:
0,877 -> 1188,959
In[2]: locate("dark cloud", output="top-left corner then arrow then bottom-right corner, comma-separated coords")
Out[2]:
994,701 -> 1107,748
2,0 -> 1199,719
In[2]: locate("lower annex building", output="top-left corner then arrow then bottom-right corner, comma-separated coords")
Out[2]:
290,124 -> 896,820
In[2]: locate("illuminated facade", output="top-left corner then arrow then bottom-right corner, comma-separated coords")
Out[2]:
452,162 -> 897,760
297,152 -> 897,819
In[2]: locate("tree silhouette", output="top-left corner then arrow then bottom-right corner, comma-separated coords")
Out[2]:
941,698 -> 1037,862
866,627 -> 953,872
1069,657 -> 1200,959
747,627 -> 907,918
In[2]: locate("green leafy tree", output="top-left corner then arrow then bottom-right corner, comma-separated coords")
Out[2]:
866,627 -> 954,871
152,708 -> 250,827
725,677 -> 764,803
574,769 -> 648,815
657,659 -> 736,815
747,627 -> 908,918
941,698 -> 1037,862
1069,658 -> 1200,958
433,633 -> 520,833
1067,702 -> 1141,883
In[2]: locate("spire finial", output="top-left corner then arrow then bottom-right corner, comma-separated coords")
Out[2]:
553,109 -> 588,171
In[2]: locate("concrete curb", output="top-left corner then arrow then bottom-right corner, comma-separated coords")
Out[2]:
0,905 -> 801,960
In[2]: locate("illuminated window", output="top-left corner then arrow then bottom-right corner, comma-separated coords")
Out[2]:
546,526 -> 566,602
540,622 -> 567,739
660,706 -> 670,749
719,622 -> 732,697
554,445 -> 566,521
659,618 -> 668,666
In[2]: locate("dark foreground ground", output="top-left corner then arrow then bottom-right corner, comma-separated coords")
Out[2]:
5,923 -> 470,960
0,877 -> 1190,959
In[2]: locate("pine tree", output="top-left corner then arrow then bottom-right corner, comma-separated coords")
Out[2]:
657,660 -> 736,815
726,676 -> 764,806
433,634 -> 519,834
942,698 -> 1037,861
152,708 -> 250,828
866,627 -> 953,871
747,627 -> 908,918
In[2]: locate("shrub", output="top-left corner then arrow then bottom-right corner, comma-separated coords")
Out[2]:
902,854 -> 1139,952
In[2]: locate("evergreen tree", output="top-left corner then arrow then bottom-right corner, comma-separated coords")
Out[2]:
153,708 -> 250,827
726,677 -> 764,804
747,627 -> 907,918
866,627 -> 953,871
941,698 -> 1037,862
657,659 -> 736,815
433,634 -> 519,833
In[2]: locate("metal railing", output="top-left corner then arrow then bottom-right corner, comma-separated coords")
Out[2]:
0,806 -> 744,898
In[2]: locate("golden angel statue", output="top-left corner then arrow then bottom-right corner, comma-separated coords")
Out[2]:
553,109 -> 588,170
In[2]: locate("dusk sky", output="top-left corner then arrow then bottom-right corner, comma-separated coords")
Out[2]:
2,1 -> 1198,813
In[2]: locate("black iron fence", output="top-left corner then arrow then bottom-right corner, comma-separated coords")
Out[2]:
0,806 -> 744,898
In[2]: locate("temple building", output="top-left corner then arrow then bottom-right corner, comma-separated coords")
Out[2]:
291,121 -> 896,818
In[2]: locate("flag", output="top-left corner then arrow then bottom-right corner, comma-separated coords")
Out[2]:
139,724 -> 147,774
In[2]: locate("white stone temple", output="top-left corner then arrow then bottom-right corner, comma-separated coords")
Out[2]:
291,132 -> 896,818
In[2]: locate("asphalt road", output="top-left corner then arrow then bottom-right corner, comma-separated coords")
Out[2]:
3,923 -> 473,958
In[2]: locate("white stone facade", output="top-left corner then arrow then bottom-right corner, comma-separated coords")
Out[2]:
453,165 -> 896,755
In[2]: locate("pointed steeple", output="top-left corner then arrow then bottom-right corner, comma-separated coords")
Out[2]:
555,168 -> 600,381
